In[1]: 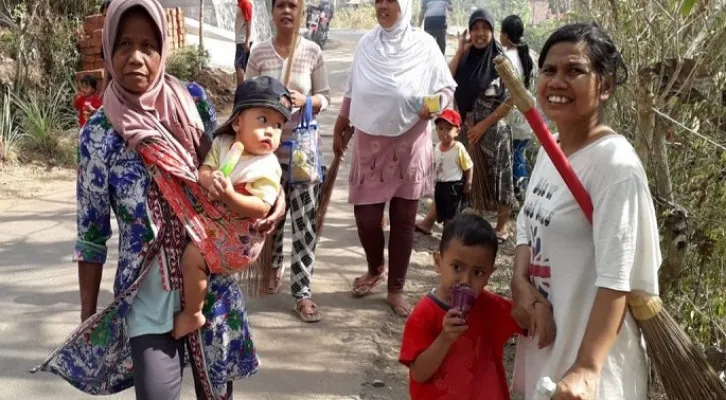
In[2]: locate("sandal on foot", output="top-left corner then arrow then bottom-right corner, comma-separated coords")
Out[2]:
264,269 -> 283,295
295,299 -> 321,323
388,300 -> 413,317
496,234 -> 509,244
352,273 -> 385,297
414,223 -> 432,236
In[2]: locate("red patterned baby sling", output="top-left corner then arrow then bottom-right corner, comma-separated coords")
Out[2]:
137,139 -> 266,275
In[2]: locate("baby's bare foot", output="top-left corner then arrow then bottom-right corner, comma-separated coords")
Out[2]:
173,311 -> 206,339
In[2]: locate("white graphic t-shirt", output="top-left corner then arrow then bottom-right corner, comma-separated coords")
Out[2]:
512,134 -> 660,400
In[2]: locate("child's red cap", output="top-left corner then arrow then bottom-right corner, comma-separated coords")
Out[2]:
435,108 -> 461,128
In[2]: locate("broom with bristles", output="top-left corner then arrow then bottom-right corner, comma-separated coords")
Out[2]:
494,54 -> 726,399
238,3 -> 306,298
314,126 -> 354,239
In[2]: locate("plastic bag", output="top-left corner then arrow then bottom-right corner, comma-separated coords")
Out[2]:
287,97 -> 323,185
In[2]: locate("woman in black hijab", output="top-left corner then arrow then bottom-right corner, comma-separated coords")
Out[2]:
449,8 -> 516,242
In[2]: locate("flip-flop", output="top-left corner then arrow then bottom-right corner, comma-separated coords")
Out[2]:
497,235 -> 509,244
389,300 -> 413,317
414,223 -> 432,236
352,273 -> 385,297
295,299 -> 322,323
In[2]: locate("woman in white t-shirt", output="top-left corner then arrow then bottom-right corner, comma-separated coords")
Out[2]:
500,15 -> 535,201
510,23 -> 661,400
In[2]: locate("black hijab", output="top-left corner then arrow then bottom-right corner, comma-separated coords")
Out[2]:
454,9 -> 504,116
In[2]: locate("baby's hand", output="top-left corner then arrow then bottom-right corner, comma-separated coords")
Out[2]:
210,174 -> 234,201
440,308 -> 467,344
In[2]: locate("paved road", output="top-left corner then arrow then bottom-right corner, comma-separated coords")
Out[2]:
0,31 -> 409,400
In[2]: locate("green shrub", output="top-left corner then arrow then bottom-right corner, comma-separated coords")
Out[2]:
10,83 -> 75,158
166,45 -> 210,82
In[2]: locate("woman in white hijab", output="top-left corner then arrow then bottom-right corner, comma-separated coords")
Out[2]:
333,0 -> 456,316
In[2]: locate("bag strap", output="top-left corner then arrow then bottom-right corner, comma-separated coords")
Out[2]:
297,96 -> 314,130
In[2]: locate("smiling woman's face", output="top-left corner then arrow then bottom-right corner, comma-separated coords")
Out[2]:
536,41 -> 610,127
112,9 -> 162,94
469,20 -> 493,49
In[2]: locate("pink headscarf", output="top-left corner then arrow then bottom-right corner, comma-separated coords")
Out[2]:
102,0 -> 209,166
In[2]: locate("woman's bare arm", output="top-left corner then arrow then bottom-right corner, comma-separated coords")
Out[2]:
79,262 -> 103,321
574,288 -> 628,373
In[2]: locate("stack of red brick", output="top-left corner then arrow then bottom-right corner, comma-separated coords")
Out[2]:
166,8 -> 187,50
76,14 -> 105,84
75,8 -> 187,85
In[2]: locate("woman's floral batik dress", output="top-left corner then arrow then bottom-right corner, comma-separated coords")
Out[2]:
31,85 -> 258,400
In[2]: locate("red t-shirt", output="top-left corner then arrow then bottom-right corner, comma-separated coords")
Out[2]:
399,290 -> 523,400
238,0 -> 253,21
74,93 -> 103,127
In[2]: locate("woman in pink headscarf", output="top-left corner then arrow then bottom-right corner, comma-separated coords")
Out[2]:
32,0 -> 284,398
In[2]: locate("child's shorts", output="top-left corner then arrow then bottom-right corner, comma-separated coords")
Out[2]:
434,180 -> 465,222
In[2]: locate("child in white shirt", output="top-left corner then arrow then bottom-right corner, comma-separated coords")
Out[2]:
433,108 -> 473,226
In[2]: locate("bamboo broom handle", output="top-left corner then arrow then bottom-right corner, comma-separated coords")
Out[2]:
283,0 -> 305,86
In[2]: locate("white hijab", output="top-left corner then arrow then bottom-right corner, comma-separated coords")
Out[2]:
347,0 -> 457,137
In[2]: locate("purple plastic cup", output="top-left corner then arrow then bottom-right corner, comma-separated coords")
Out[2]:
450,285 -> 477,321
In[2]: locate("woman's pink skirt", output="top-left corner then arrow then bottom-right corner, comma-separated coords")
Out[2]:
347,120 -> 434,206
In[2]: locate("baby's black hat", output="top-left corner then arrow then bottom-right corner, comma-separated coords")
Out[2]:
214,76 -> 293,137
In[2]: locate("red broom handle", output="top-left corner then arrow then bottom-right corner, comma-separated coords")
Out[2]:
494,56 -> 594,224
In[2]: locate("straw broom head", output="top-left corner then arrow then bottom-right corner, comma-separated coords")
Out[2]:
628,292 -> 726,400
496,53 -> 726,399
315,126 -> 354,238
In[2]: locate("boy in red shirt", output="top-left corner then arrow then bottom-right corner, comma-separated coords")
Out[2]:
399,213 -> 530,399
73,75 -> 103,127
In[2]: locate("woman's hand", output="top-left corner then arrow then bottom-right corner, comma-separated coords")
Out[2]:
289,90 -> 307,108
418,103 -> 433,120
553,364 -> 600,400
511,276 -> 556,348
466,120 -> 488,144
457,29 -> 472,54
253,190 -> 286,235
333,128 -> 349,158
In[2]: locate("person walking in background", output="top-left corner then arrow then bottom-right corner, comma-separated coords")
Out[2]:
235,0 -> 254,85
246,0 -> 331,323
333,0 -> 456,317
500,14 -> 535,201
418,0 -> 452,54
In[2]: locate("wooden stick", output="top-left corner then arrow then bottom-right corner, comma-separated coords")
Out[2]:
283,0 -> 305,86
